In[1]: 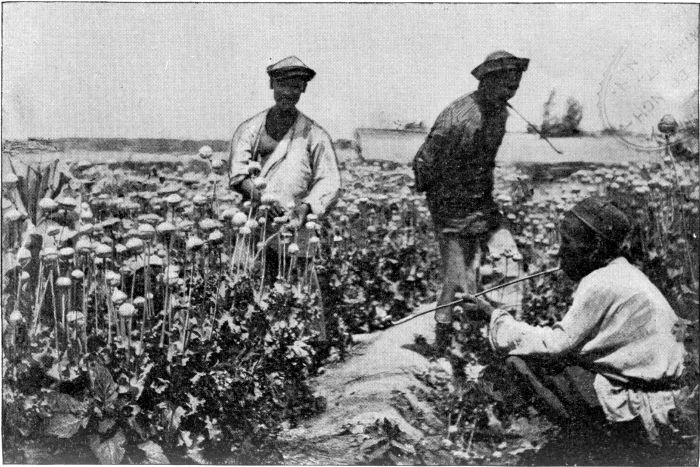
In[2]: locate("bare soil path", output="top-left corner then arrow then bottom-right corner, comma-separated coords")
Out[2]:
278,306 -> 448,464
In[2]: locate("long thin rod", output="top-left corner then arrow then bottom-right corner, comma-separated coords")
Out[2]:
392,267 -> 561,327
506,103 -> 564,155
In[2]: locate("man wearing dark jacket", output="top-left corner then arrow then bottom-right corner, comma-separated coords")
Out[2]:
413,50 -> 530,352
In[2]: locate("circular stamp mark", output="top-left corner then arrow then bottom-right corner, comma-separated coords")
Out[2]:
598,30 -> 698,152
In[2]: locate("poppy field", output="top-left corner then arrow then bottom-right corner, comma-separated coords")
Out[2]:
2,150 -> 698,464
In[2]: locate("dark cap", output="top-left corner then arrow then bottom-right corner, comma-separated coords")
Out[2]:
568,197 -> 631,246
471,50 -> 529,81
266,56 -> 316,82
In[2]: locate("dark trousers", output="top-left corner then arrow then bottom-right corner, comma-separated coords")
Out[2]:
503,356 -> 682,466
505,355 -> 600,422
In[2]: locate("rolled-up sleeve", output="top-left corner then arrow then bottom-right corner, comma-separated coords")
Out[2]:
303,132 -> 341,216
489,278 -> 610,356
228,121 -> 258,186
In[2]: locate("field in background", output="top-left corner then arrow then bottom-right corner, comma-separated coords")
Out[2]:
4,133 -> 670,168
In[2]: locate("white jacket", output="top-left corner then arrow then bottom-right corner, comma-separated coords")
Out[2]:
489,257 -> 686,441
228,109 -> 341,216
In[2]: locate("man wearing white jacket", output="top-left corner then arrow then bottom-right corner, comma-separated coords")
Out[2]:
228,56 -> 341,224
463,197 -> 686,451
228,56 -> 341,342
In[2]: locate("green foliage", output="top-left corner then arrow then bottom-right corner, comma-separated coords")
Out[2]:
324,166 -> 440,333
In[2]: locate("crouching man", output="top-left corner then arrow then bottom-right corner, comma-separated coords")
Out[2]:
463,197 -> 686,454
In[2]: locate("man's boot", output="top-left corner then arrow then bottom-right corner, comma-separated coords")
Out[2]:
434,322 -> 452,355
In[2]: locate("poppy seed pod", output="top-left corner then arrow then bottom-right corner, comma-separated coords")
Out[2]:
243,201 -> 252,210
186,236 -> 205,251
105,271 -> 121,287
658,114 -> 678,135
59,247 -> 75,259
101,218 -> 120,230
208,230 -> 224,244
125,237 -> 144,253
149,197 -> 164,210
16,247 -> 32,266
66,311 -> 85,325
94,243 -> 113,258
199,218 -> 220,232
118,303 -> 136,318
280,231 -> 293,244
166,272 -> 180,286
288,243 -> 300,255
198,145 -> 213,160
166,194 -> 182,206
38,197 -> 59,212
111,289 -> 128,305
79,223 -> 94,235
56,276 -> 72,288
57,196 -> 78,210
71,269 -> 85,281
177,219 -> 194,232
137,223 -> 155,239
9,309 -> 23,324
41,247 -> 59,262
158,184 -> 180,196
232,212 -> 248,227
156,221 -> 177,235
133,296 -> 146,307
20,271 -> 30,282
121,200 -> 140,212
193,194 -> 208,206
222,208 -> 239,220
260,193 -> 277,205
309,236 -> 320,245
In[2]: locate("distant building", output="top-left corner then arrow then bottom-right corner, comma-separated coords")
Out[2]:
354,127 -> 428,164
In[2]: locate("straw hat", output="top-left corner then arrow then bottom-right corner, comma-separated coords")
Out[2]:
267,56 -> 316,82
471,50 -> 529,81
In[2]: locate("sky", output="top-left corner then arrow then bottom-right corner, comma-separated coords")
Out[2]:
2,3 -> 698,140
